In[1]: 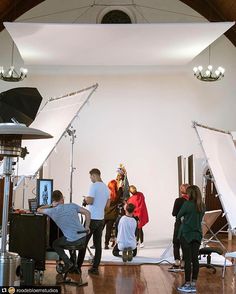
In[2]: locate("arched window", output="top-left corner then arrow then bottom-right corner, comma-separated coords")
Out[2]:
101,10 -> 132,24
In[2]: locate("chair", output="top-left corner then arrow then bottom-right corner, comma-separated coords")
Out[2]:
199,247 -> 223,274
222,251 -> 236,278
56,232 -> 88,287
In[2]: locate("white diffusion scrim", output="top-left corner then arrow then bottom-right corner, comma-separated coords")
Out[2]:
2,84 -> 97,177
196,125 -> 236,229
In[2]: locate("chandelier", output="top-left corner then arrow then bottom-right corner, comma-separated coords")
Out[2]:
193,45 -> 225,82
0,42 -> 28,82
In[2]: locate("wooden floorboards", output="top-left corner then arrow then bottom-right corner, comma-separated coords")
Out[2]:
42,235 -> 236,294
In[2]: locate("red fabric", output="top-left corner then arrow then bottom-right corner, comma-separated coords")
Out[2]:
127,192 -> 149,229
182,193 -> 189,201
108,180 -> 118,201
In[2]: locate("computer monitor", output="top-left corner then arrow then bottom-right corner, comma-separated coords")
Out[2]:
37,179 -> 53,206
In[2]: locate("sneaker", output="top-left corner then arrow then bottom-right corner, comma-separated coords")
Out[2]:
190,286 -> 196,293
62,261 -> 73,273
190,283 -> 196,293
127,248 -> 133,262
177,283 -> 192,293
122,248 -> 128,262
88,267 -> 99,275
168,264 -> 184,272
140,243 -> 144,248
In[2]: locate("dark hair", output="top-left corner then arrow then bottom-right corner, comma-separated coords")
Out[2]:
52,190 -> 63,202
126,203 -> 135,213
89,168 -> 101,176
186,185 -> 205,212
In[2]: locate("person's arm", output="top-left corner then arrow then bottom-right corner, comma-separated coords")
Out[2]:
37,199 -> 59,213
37,204 -> 52,214
176,202 -> 187,220
79,206 -> 91,233
83,183 -> 96,205
105,198 -> 111,209
172,198 -> 179,216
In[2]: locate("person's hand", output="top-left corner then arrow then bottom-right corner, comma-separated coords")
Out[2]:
52,201 -> 58,207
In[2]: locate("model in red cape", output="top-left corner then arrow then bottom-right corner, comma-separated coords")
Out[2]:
127,185 -> 149,247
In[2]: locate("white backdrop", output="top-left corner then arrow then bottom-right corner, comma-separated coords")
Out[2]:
8,84 -> 97,177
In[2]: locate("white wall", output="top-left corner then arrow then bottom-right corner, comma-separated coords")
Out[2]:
0,0 -> 236,242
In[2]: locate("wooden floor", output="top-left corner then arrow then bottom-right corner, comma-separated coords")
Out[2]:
42,235 -> 236,294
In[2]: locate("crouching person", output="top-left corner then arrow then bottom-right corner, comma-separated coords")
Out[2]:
112,203 -> 137,262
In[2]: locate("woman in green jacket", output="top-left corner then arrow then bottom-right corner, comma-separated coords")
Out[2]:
176,185 -> 205,293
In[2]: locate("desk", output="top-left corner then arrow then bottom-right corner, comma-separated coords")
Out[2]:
9,213 -> 47,270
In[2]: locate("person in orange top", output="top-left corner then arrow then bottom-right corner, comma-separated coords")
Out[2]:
127,185 -> 149,247
103,165 -> 130,249
103,179 -> 120,249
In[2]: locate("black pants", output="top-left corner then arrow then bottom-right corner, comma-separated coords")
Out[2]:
137,228 -> 144,243
53,236 -> 86,265
180,236 -> 201,282
104,219 -> 115,246
112,244 -> 137,257
173,221 -> 181,261
77,219 -> 104,269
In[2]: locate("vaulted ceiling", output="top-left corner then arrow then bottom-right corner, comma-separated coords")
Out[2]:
0,0 -> 235,46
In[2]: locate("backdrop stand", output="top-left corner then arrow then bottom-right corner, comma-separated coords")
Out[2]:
66,126 -> 76,203
192,121 -> 234,237
202,210 -> 226,251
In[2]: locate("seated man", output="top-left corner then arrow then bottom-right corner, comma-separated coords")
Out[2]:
37,190 -> 91,273
112,203 -> 137,262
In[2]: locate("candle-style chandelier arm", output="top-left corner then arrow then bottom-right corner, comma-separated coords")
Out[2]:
193,45 -> 225,82
0,41 -> 28,82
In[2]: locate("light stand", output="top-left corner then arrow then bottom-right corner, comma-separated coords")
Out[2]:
0,123 -> 52,286
66,126 -> 76,203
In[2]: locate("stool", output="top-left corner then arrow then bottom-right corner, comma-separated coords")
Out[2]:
199,247 -> 223,274
56,243 -> 88,287
222,251 -> 236,278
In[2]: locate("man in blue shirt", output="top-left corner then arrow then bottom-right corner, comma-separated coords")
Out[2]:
77,168 -> 109,275
37,190 -> 91,273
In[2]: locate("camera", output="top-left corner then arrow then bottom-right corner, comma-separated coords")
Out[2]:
82,198 -> 87,207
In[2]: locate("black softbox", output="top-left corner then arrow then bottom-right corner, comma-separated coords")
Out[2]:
0,87 -> 43,126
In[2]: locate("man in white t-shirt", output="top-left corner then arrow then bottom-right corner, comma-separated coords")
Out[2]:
77,168 -> 109,275
112,203 -> 138,262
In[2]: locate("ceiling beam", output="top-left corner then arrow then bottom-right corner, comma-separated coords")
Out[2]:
0,0 -> 45,32
180,0 -> 236,46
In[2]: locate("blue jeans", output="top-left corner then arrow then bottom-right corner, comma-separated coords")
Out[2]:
53,236 -> 86,265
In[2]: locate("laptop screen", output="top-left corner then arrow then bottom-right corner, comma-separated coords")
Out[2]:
28,198 -> 38,213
